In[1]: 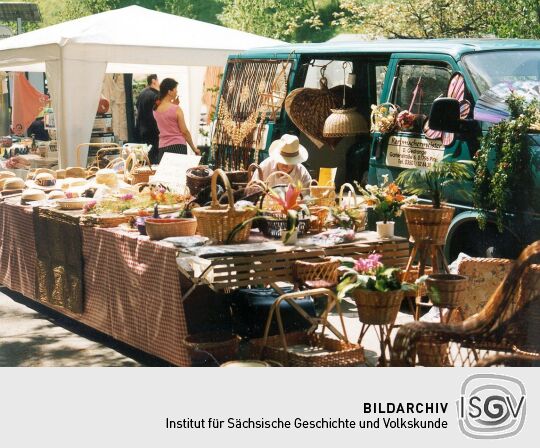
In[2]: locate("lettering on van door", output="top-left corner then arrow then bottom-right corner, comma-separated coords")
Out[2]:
386,136 -> 445,168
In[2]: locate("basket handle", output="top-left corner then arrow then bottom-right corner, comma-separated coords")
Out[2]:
338,183 -> 359,207
264,170 -> 294,187
247,163 -> 263,181
244,178 -> 267,192
211,169 -> 234,210
259,288 -> 351,359
75,142 -> 121,167
105,157 -> 125,170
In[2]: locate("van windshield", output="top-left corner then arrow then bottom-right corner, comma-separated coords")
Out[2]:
462,50 -> 540,96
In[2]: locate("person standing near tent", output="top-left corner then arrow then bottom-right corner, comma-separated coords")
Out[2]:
153,78 -> 199,162
135,74 -> 160,163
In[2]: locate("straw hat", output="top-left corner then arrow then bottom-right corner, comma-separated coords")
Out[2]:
65,167 -> 87,178
0,171 -> 16,180
48,190 -> 66,200
21,189 -> 46,204
268,134 -> 308,165
2,177 -> 25,194
26,173 -> 58,191
56,169 -> 66,179
95,168 -> 118,188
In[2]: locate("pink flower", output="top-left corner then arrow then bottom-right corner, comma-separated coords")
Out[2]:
120,193 -> 134,201
354,253 -> 383,273
83,200 -> 97,214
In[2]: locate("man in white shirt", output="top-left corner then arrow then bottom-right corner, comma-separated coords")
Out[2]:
253,134 -> 312,189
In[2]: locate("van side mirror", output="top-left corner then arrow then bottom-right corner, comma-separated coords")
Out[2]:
429,97 -> 460,132
429,97 -> 479,135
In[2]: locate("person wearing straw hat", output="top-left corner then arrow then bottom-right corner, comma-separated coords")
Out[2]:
253,134 -> 312,188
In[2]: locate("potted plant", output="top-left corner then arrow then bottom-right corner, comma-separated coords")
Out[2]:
264,182 -> 309,244
337,253 -> 413,325
357,175 -> 414,239
395,158 -> 473,245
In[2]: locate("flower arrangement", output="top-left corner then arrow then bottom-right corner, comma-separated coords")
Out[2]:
330,205 -> 367,230
370,103 -> 398,133
337,253 -> 410,299
357,175 -> 414,223
266,182 -> 309,243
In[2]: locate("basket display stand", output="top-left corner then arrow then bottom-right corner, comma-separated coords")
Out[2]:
403,238 -> 464,322
357,321 -> 394,367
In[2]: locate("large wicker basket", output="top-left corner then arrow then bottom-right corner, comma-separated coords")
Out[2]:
186,165 -> 213,196
191,169 -> 257,243
402,204 -> 455,245
145,218 -> 197,240
183,332 -> 240,365
353,289 -> 404,325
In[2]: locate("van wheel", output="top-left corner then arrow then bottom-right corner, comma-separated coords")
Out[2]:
447,223 -> 521,261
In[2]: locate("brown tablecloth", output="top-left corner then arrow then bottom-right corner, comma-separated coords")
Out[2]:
0,200 -> 190,366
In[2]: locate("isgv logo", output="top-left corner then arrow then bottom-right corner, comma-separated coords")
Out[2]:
457,373 -> 526,439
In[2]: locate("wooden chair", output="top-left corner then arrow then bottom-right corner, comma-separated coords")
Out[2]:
391,241 -> 540,367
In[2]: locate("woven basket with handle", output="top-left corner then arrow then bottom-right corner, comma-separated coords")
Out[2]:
260,171 -> 294,212
191,169 -> 257,243
124,152 -> 156,185
310,179 -> 336,207
338,182 -> 366,231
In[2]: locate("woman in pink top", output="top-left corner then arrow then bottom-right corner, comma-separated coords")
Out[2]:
153,78 -> 199,162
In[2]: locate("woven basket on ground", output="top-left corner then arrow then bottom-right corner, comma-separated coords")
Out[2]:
144,218 -> 197,240
124,152 -> 155,185
249,332 -> 363,367
425,274 -> 469,309
183,332 -> 240,365
402,204 -> 455,245
353,289 -> 404,325
191,169 -> 257,243
310,180 -> 336,207
186,165 -> 213,196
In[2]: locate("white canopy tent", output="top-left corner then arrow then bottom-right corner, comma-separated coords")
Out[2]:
0,5 -> 281,167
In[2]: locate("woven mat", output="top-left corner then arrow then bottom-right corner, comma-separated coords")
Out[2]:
33,207 -> 85,313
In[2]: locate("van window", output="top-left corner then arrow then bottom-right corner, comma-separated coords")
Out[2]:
304,60 -> 353,89
393,63 -> 452,118
375,64 -> 388,103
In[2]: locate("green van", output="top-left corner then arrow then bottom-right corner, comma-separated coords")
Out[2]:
216,39 -> 540,259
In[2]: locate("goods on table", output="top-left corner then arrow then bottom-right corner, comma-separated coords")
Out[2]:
21,189 -> 46,204
186,165 -> 213,196
56,197 -> 94,210
2,177 -> 25,192
47,190 -> 66,200
145,217 -> 198,240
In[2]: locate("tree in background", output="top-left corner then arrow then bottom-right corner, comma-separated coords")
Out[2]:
219,0 -> 339,42
334,0 -> 540,39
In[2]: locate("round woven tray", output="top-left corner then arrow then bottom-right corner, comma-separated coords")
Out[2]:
145,218 -> 197,240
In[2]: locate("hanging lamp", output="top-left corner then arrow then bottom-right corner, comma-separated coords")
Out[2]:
323,62 -> 369,138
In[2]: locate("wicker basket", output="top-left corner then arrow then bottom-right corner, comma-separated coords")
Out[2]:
124,152 -> 156,185
308,206 -> 329,233
293,258 -> 340,287
183,332 -> 240,365
402,204 -> 455,245
259,212 -> 310,239
416,341 -> 449,367
322,107 -> 369,138
191,169 -> 257,243
425,274 -> 468,309
353,289 -> 404,325
186,165 -> 213,196
144,218 -> 197,240
310,180 -> 336,207
337,182 -> 367,231
81,214 -> 130,228
400,265 -> 433,297
260,171 -> 295,212
250,332 -> 363,367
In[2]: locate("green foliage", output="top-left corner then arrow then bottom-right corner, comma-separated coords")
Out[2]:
333,0 -> 540,39
473,93 -> 537,231
396,159 -> 473,209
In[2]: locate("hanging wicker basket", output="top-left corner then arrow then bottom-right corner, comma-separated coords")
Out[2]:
353,289 -> 404,325
402,204 -> 455,245
191,169 -> 257,243
425,274 -> 469,309
323,107 -> 369,138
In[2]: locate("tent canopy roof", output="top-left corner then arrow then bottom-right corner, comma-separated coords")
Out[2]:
0,5 -> 283,71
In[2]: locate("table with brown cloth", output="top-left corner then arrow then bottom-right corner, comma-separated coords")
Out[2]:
0,200 -> 192,366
